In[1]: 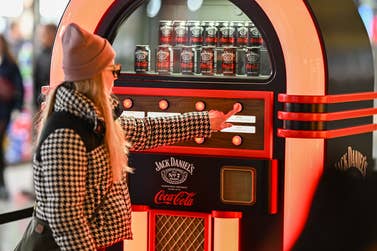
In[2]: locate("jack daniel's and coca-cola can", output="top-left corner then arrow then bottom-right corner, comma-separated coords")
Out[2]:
158,19 -> 263,47
134,45 -> 150,73
187,20 -> 203,46
235,21 -> 249,47
245,46 -> 261,76
201,21 -> 217,46
156,45 -> 173,74
247,21 -> 263,47
200,46 -> 215,75
173,20 -> 188,46
138,19 -> 264,76
221,47 -> 237,75
134,45 -> 261,76
180,46 -> 196,74
159,20 -> 173,45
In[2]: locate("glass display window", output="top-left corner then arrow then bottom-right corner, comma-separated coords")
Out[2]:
112,0 -> 272,82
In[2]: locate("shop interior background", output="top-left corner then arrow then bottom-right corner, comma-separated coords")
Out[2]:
0,0 -> 69,166
0,0 -> 376,250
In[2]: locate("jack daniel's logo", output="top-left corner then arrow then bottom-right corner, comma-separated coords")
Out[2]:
155,157 -> 195,185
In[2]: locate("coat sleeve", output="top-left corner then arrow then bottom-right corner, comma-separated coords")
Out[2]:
118,111 -> 211,151
40,128 -> 96,251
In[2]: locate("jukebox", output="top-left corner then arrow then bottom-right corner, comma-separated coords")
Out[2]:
49,0 -> 375,250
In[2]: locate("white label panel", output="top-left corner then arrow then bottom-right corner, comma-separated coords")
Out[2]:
227,115 -> 256,124
221,125 -> 256,134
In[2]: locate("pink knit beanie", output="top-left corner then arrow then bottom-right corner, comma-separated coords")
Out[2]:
61,23 -> 115,81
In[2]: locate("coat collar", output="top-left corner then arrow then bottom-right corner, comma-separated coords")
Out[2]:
54,82 -> 122,129
54,82 -> 101,124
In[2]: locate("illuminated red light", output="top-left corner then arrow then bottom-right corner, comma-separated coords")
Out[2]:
159,99 -> 169,110
123,98 -> 133,109
232,135 -> 242,146
195,101 -> 206,111
194,137 -> 205,144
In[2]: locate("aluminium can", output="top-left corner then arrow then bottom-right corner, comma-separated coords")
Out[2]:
156,45 -> 172,74
187,20 -> 203,46
134,45 -> 150,73
173,20 -> 188,46
245,46 -> 261,76
201,21 -> 217,46
236,21 -> 248,47
200,46 -> 215,75
247,21 -> 263,46
180,46 -> 195,74
216,21 -> 230,47
159,20 -> 173,45
221,46 -> 237,76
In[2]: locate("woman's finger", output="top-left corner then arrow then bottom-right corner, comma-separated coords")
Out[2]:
224,103 -> 242,119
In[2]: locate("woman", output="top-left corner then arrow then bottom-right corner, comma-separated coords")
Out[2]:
17,23 -> 240,251
0,34 -> 23,200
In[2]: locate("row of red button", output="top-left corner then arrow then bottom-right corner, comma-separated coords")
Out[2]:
123,98 -> 244,146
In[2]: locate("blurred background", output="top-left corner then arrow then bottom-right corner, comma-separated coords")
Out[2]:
0,0 -> 69,167
0,1 -> 68,250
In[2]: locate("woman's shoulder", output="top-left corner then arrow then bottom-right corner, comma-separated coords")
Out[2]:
39,111 -> 104,152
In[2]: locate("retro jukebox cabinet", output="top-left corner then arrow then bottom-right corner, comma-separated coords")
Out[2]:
49,0 -> 375,250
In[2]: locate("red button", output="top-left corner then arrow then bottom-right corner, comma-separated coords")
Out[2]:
232,135 -> 242,146
159,99 -> 169,110
195,101 -> 206,111
123,98 -> 133,109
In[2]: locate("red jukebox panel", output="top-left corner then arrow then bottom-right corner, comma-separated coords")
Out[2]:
50,0 -> 375,250
113,87 -> 274,158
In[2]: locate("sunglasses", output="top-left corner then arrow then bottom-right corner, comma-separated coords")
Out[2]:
107,64 -> 122,79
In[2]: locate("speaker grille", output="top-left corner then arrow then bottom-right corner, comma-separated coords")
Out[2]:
221,166 -> 256,205
154,214 -> 206,251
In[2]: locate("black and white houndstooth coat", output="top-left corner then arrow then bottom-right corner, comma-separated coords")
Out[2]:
33,83 -> 211,250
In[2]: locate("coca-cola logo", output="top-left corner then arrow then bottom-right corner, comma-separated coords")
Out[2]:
135,51 -> 147,61
154,190 -> 196,206
222,52 -> 234,63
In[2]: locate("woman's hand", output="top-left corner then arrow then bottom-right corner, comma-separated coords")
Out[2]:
209,103 -> 242,132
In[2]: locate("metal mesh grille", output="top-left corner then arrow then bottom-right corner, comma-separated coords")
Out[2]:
155,214 -> 205,251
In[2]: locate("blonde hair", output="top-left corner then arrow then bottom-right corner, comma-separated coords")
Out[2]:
37,74 -> 131,182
